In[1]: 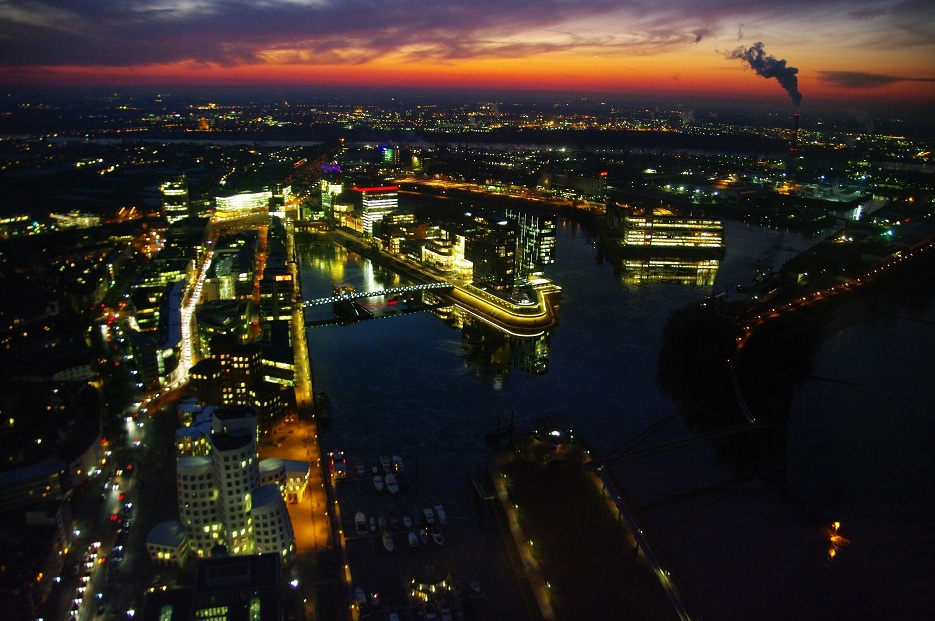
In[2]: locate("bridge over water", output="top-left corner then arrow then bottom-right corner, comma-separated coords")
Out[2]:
301,282 -> 452,307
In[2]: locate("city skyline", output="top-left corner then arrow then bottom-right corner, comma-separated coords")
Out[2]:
1,0 -> 934,112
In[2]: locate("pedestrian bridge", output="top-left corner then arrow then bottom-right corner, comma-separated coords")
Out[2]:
302,282 -> 453,307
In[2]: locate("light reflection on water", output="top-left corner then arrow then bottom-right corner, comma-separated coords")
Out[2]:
297,218 -> 917,620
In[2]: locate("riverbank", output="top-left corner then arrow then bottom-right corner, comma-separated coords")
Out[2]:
489,431 -> 683,621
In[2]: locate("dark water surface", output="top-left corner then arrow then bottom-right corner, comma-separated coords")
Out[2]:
299,219 -> 932,620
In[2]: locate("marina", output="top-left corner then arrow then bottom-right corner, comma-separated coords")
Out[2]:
328,449 -> 493,620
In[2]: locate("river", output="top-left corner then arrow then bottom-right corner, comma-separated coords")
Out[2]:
298,215 -> 932,620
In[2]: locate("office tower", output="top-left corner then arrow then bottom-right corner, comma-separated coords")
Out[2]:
506,208 -> 556,281
177,455 -> 223,556
258,267 -> 293,322
215,191 -> 272,219
161,174 -> 190,223
464,215 -> 517,291
209,416 -> 258,556
320,178 -> 343,221
354,185 -> 398,236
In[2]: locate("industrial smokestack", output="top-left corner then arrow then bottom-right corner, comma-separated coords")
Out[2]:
791,112 -> 800,152
725,42 -> 802,106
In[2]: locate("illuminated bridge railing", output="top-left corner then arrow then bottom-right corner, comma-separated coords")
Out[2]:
302,282 -> 452,307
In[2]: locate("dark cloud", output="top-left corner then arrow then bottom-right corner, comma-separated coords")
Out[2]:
724,41 -> 801,106
820,71 -> 935,89
0,0 -> 706,67
0,0 -> 933,74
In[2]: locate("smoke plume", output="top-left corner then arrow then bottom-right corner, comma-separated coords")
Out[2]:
726,41 -> 802,106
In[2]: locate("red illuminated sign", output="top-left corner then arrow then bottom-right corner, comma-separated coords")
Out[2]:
353,186 -> 399,192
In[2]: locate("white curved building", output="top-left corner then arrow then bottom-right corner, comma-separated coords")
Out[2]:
146,520 -> 190,567
176,455 -> 222,557
154,405 -> 297,568
209,431 -> 257,556
251,484 -> 296,566
258,458 -> 286,491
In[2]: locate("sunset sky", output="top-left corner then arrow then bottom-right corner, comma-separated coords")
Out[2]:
1,0 -> 934,109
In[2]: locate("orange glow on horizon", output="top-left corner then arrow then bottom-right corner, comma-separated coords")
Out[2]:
2,54 -> 933,108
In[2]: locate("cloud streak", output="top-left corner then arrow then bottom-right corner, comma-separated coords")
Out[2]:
819,71 -> 935,89
0,0 -> 931,69
1,0 -> 934,102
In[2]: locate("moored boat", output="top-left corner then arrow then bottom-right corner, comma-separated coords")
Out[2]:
391,454 -> 404,472
423,507 -> 436,526
419,528 -> 429,546
382,531 -> 395,552
373,474 -> 384,492
369,516 -> 377,533
408,530 -> 419,550
431,527 -> 444,546
433,504 -> 447,526
385,473 -> 399,495
380,455 -> 392,473
355,512 -> 367,536
403,514 -> 413,530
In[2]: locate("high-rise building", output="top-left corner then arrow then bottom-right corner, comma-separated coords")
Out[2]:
320,179 -> 343,221
209,422 -> 257,556
215,191 -> 272,219
354,185 -> 398,237
154,405 -> 295,564
268,183 -> 290,218
176,454 -> 222,555
214,341 -> 263,406
464,214 -> 517,291
258,268 -> 293,322
161,174 -> 190,223
506,209 -> 556,281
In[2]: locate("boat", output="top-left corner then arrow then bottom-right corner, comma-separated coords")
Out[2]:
431,527 -> 444,546
373,474 -> 384,492
419,528 -> 429,546
388,511 -> 401,531
423,507 -> 436,526
380,455 -> 392,473
433,504 -> 447,527
355,512 -> 367,536
355,461 -> 365,478
382,531 -> 395,553
385,473 -> 399,495
354,587 -> 366,606
391,454 -> 404,472
470,580 -> 482,595
403,514 -> 412,530
408,530 -> 419,550
369,516 -> 377,533
411,508 -> 423,527
378,516 -> 387,533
